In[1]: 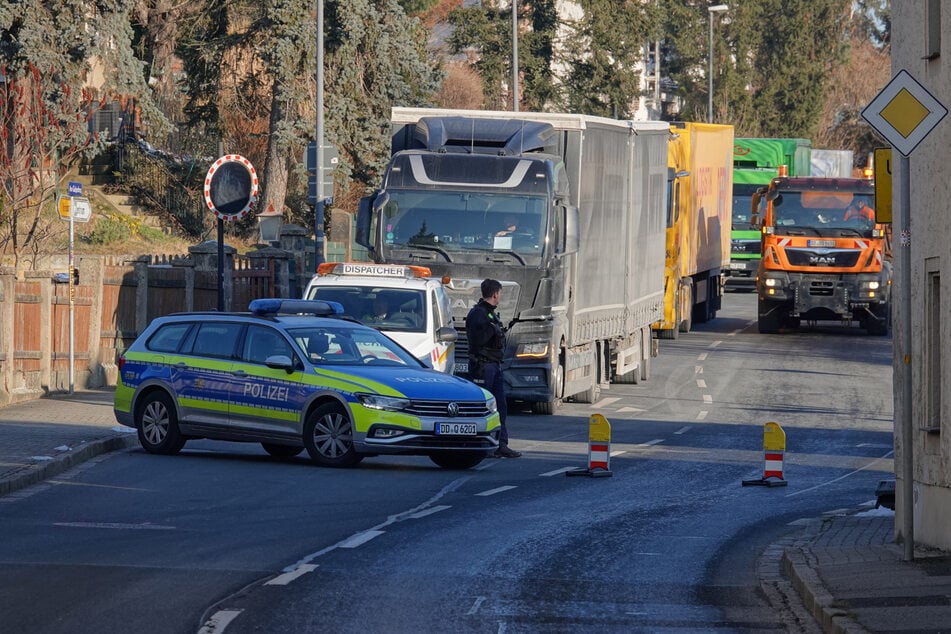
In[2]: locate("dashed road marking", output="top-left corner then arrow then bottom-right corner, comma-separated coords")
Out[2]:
476,486 -> 517,497
709,340 -> 722,348
339,530 -> 385,548
198,610 -> 243,634
697,411 -> 708,420
638,439 -> 664,447
697,353 -> 708,361
540,467 -> 576,477
408,505 -> 451,519
593,397 -> 620,408
618,406 -> 644,413
265,564 -> 318,586
696,379 -> 707,388
703,394 -> 713,403
674,426 -> 691,435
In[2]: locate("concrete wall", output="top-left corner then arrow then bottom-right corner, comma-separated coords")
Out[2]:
891,2 -> 951,550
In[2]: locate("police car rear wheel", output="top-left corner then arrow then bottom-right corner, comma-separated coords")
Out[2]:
304,403 -> 362,468
429,452 -> 485,470
262,443 -> 304,458
136,391 -> 186,455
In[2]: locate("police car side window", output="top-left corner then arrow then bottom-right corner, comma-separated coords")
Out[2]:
188,322 -> 243,359
147,323 -> 194,353
242,325 -> 295,365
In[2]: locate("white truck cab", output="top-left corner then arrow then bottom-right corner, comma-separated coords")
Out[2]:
303,262 -> 457,373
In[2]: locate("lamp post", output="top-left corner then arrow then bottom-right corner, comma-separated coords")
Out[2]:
707,4 -> 729,123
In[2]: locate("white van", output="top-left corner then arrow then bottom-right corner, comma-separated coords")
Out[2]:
303,263 -> 457,373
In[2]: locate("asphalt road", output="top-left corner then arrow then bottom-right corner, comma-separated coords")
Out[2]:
0,292 -> 895,633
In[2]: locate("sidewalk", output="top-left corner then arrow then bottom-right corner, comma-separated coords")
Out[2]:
0,388 -> 137,496
1,391 -> 950,633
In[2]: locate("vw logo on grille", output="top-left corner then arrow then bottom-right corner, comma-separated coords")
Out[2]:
447,402 -> 459,417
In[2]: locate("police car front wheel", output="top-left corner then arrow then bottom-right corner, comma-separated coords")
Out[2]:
304,402 -> 363,468
136,391 -> 187,455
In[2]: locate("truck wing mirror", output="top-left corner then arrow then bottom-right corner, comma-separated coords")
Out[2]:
355,191 -> 384,249
750,191 -> 762,226
562,204 -> 579,255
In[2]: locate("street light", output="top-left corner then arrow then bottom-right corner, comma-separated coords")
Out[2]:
708,4 -> 729,123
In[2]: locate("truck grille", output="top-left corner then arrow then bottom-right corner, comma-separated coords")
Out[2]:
785,249 -> 861,267
731,239 -> 761,255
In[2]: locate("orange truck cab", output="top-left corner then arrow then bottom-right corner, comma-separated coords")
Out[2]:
751,176 -> 890,335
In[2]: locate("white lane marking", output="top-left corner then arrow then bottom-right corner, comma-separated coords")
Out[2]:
408,505 -> 451,519
265,564 -> 318,586
284,477 -> 471,571
695,365 -> 704,374
697,353 -> 708,361
786,452 -> 893,497
54,522 -> 175,530
696,379 -> 706,388
618,406 -> 644,413
476,486 -> 517,497
674,426 -> 691,435
467,596 -> 486,615
198,610 -> 243,634
31,456 -> 54,461
709,340 -> 722,348
593,397 -> 621,408
339,530 -> 385,548
610,450 -> 628,457
638,439 -> 664,447
697,411 -> 708,420
540,466 -> 576,477
703,394 -> 713,403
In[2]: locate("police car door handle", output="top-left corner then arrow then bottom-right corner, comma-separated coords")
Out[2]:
174,362 -> 187,368
232,369 -> 248,377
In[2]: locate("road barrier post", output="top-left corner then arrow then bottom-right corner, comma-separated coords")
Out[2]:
567,413 -> 613,478
742,421 -> 787,487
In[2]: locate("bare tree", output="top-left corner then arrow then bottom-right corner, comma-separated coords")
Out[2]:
0,64 -> 93,267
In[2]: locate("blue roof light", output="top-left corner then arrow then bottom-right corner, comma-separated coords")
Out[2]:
250,298 -> 344,317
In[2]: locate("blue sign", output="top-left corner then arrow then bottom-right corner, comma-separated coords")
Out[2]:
67,181 -> 82,197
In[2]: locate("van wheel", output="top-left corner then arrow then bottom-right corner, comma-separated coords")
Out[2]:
304,402 -> 362,468
262,443 -> 304,458
136,391 -> 186,455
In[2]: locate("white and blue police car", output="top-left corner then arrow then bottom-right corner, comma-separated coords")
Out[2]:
114,299 -> 500,469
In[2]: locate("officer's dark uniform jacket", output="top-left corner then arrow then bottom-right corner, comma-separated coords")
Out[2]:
466,298 -> 506,377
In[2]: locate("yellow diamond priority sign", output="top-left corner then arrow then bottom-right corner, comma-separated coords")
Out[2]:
862,69 -> 948,157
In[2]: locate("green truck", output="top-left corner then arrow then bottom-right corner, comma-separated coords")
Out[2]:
724,138 -> 811,289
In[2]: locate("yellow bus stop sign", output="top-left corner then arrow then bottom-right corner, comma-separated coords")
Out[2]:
58,196 -> 72,220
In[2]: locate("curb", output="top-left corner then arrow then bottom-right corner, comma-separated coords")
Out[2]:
782,546 -> 868,634
0,434 -> 138,497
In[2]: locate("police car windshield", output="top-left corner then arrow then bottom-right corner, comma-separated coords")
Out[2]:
288,325 -> 421,367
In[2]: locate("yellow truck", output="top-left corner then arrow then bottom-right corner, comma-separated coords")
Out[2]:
653,122 -> 734,339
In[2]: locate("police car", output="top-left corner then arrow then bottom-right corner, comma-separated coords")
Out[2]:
303,263 -> 457,374
113,299 -> 499,469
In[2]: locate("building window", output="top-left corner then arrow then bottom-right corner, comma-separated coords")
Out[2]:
926,0 -> 941,60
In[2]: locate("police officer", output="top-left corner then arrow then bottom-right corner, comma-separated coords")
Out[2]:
466,279 -> 521,458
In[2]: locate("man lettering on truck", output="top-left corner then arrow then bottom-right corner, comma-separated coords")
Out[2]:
466,279 -> 521,458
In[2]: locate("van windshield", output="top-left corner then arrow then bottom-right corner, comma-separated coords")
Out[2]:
306,286 -> 426,333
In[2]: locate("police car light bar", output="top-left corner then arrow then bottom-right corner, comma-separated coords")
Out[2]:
250,298 -> 344,317
317,262 -> 432,279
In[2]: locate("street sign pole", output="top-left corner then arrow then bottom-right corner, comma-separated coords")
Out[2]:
68,198 -> 74,394
898,154 -> 912,563
862,69 -> 948,562
315,0 -> 326,270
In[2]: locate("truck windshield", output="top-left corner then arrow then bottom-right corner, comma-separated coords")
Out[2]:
773,191 -> 876,237
379,191 -> 548,257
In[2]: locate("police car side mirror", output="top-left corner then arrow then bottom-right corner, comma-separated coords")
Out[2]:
265,355 -> 295,373
435,326 -> 458,343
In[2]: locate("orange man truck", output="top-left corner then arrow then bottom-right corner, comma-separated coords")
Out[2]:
751,176 -> 890,335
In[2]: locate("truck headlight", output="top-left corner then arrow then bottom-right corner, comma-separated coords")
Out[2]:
764,278 -> 780,287
864,281 -> 880,290
357,394 -> 411,412
516,342 -> 549,359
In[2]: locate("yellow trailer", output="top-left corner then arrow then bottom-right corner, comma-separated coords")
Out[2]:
653,122 -> 734,339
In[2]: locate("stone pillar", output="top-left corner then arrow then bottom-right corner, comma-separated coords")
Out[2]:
79,255 -> 105,388
134,256 -> 149,336
0,268 -> 14,406
248,247 -> 293,299
279,224 -> 312,297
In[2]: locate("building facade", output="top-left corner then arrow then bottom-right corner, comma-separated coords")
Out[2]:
891,2 -> 951,550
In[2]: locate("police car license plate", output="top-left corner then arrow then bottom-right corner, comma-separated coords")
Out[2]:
455,362 -> 468,374
436,423 -> 477,435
